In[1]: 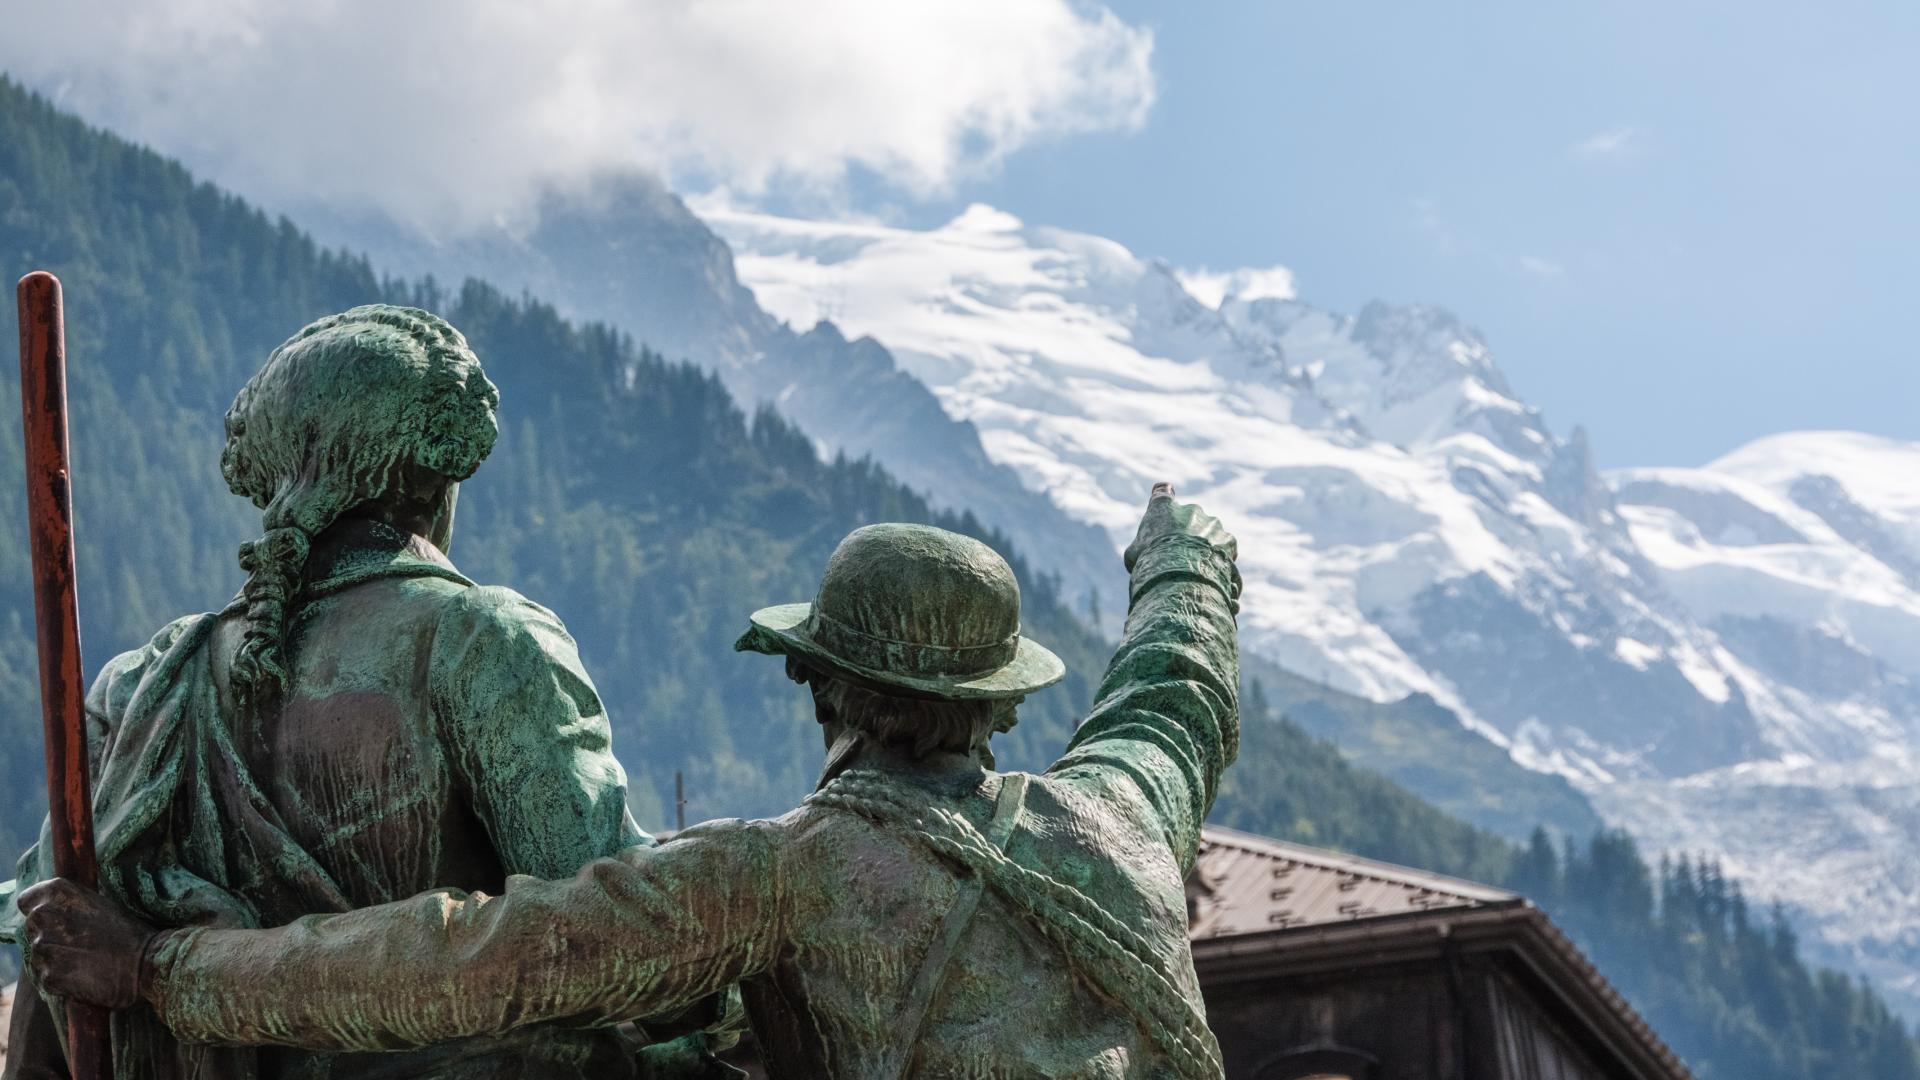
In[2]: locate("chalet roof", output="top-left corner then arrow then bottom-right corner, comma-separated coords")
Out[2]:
1188,824 -> 1520,939
1189,825 -> 1692,1080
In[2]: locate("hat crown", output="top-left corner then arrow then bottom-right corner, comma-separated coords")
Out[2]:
809,524 -> 1021,680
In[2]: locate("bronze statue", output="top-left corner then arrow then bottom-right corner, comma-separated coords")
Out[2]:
22,484 -> 1242,1078
2,306 -> 728,1078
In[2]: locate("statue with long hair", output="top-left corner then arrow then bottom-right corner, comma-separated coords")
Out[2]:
3,306 -> 726,1078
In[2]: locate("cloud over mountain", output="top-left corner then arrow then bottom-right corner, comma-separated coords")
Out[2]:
1,1 -> 1154,234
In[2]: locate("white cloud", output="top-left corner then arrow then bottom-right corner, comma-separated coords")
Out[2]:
1570,126 -> 1643,159
1516,255 -> 1565,278
0,1 -> 1154,235
1177,265 -> 1297,309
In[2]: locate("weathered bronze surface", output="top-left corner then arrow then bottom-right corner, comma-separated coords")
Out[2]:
3,306 -> 727,1078
23,485 -> 1242,1078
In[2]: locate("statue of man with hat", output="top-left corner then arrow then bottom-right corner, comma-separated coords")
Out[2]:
21,483 -> 1242,1078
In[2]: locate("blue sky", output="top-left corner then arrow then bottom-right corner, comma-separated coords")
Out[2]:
855,2 -> 1920,467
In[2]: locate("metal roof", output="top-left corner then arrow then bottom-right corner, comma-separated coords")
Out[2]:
1188,824 -> 1520,939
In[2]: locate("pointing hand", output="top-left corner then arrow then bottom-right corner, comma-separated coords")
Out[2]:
1125,482 -> 1237,572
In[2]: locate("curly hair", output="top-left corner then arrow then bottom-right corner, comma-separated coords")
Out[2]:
220,304 -> 499,727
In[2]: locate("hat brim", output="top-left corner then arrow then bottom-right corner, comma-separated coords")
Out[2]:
736,602 -> 1066,701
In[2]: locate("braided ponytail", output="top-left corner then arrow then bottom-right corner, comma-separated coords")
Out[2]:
230,525 -> 312,723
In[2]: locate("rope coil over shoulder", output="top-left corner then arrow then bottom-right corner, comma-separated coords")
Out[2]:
808,770 -> 1224,1080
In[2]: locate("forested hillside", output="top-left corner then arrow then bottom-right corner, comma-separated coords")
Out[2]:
1250,658 -> 1602,842
1508,830 -> 1920,1079
2,74 -> 1917,1078
0,75 -> 1111,835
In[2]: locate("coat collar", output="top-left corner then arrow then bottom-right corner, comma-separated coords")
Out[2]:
221,519 -> 472,615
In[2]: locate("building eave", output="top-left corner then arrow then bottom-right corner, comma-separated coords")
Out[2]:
1191,901 -> 1692,1080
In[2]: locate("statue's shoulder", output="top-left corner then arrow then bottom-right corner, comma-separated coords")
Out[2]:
145,611 -> 218,654
645,815 -> 792,885
434,583 -> 562,630
798,769 -> 1014,852
424,585 -> 593,707
758,796 -> 900,879
774,797 -> 851,841
86,612 -> 220,725
103,611 -> 217,682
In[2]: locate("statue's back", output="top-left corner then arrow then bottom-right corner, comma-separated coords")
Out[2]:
740,764 -> 1212,1079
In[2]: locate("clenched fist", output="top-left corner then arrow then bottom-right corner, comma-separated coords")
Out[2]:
17,877 -> 161,1009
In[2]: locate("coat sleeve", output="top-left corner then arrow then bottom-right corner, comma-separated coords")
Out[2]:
430,586 -> 649,878
146,819 -> 786,1051
1047,535 -> 1240,872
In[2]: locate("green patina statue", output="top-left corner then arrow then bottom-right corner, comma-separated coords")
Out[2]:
1,306 -> 729,1079
22,481 -> 1242,1078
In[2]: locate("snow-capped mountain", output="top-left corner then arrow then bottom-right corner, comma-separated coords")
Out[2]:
705,202 -> 1919,1007
296,177 -> 1124,619
707,203 -> 1759,771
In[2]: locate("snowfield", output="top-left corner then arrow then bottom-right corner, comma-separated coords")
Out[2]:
718,204 -> 1553,715
706,202 -> 1920,1009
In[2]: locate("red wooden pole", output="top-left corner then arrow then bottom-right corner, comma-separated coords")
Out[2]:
16,271 -> 110,1080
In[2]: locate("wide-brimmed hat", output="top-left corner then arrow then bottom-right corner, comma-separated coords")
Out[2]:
735,523 -> 1065,701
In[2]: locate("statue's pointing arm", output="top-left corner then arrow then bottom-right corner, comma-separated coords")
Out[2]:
142,819 -> 786,1052
1048,486 -> 1241,872
431,586 -> 649,876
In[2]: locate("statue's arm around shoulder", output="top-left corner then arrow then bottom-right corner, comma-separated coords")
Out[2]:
429,586 -> 650,878
1048,524 -> 1240,873
144,817 -> 789,1053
